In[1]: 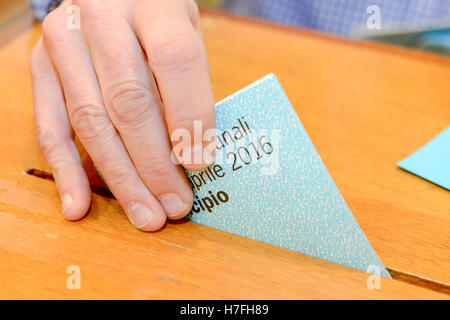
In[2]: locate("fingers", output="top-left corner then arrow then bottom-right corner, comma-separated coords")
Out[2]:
42,6 -> 167,231
132,0 -> 216,171
30,38 -> 91,221
76,1 -> 193,219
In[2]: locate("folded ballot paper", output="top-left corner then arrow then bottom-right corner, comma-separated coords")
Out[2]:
185,74 -> 390,278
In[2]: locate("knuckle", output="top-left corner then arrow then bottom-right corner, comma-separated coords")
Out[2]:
73,0 -> 112,26
102,159 -> 138,191
137,156 -> 172,183
69,100 -> 114,144
107,81 -> 160,129
41,10 -> 64,42
100,164 -> 135,191
35,120 -> 58,157
35,119 -> 66,163
149,33 -> 203,73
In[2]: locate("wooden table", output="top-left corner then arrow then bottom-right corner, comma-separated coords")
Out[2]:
0,10 -> 448,299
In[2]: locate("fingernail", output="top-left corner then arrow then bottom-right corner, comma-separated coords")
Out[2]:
61,193 -> 72,214
127,202 -> 155,229
159,194 -> 188,218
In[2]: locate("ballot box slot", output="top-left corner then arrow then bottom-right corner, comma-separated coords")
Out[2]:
25,168 -> 114,199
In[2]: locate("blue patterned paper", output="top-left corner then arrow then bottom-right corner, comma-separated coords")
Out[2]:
186,74 -> 390,278
398,126 -> 450,190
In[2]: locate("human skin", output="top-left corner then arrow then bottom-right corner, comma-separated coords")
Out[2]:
30,0 -> 216,231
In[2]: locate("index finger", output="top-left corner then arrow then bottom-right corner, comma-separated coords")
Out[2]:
132,0 -> 215,171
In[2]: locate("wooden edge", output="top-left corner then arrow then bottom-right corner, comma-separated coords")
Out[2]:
388,268 -> 450,296
0,174 -> 448,299
199,8 -> 450,66
25,168 -> 450,296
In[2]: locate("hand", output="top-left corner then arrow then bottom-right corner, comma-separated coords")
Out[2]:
30,0 -> 215,231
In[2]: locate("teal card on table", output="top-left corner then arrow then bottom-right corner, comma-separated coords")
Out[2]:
185,74 -> 390,278
398,126 -> 450,190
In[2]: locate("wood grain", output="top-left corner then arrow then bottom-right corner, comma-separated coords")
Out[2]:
0,11 -> 448,299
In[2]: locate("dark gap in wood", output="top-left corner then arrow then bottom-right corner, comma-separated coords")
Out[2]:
25,168 -> 115,199
387,269 -> 449,295
26,168 -> 53,180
